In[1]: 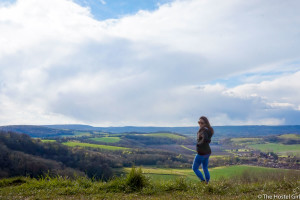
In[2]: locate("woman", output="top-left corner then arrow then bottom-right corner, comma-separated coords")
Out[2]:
192,116 -> 214,184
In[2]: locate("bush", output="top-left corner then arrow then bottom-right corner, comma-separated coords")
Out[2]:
102,165 -> 150,192
0,176 -> 27,187
125,165 -> 149,191
171,176 -> 188,191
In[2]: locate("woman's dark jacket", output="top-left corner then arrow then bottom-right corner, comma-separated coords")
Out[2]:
196,127 -> 213,155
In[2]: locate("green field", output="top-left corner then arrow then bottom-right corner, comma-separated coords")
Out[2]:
122,165 -> 296,183
62,141 -> 130,151
41,139 -> 56,143
92,131 -> 109,135
89,136 -> 121,143
58,131 -> 93,138
137,133 -> 186,139
278,133 -> 300,139
180,145 -> 196,152
230,137 -> 263,145
1,165 -> 299,200
247,142 -> 300,155
72,131 -> 92,137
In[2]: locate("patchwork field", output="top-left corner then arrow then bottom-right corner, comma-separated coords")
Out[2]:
89,136 -> 121,143
62,141 -> 130,150
136,133 -> 186,140
72,131 -> 92,137
180,145 -> 196,152
41,139 -> 56,143
247,142 -> 300,155
230,137 -> 263,145
58,131 -> 92,138
278,133 -> 300,139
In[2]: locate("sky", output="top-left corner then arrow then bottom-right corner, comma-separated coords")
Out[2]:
0,0 -> 300,127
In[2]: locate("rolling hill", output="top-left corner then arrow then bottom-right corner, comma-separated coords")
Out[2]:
2,124 -> 300,138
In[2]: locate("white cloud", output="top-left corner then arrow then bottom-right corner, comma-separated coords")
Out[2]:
226,71 -> 300,105
99,0 -> 106,5
0,0 -> 300,126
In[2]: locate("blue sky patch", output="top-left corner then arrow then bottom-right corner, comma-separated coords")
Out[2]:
201,69 -> 300,88
1,0 -> 173,20
73,0 -> 173,20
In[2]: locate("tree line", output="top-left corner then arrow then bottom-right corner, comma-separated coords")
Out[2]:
0,131 -> 193,180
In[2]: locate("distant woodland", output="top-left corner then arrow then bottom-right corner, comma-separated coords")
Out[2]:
0,131 -> 191,180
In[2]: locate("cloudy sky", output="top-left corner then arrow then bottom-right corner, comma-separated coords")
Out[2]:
0,0 -> 300,126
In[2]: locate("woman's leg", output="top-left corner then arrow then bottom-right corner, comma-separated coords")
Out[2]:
202,155 -> 210,182
192,154 -> 205,181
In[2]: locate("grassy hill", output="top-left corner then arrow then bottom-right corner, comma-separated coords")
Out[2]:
228,133 -> 300,156
89,136 -> 121,143
0,130 -> 193,180
1,127 -> 299,199
0,165 -> 299,199
0,125 -> 75,137
0,131 -> 119,180
62,141 -> 130,151
3,124 -> 300,138
247,142 -> 300,156
120,165 -> 296,182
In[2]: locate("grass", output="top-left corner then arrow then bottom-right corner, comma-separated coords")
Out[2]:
230,137 -> 262,142
247,142 -> 300,155
72,131 -> 92,137
277,134 -> 300,139
41,139 -> 56,143
89,137 -> 121,143
180,145 -> 196,152
58,131 -> 92,138
61,141 -> 130,151
137,133 -> 186,140
123,165 -> 296,183
0,165 -> 299,200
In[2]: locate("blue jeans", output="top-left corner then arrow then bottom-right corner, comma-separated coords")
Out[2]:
192,153 -> 210,182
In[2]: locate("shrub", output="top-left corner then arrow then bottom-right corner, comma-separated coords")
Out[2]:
125,165 -> 149,191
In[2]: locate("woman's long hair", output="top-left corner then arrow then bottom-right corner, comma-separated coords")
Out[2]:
199,116 -> 214,136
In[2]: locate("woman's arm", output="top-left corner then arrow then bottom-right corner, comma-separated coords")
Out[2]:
197,130 -> 211,146
197,132 -> 204,146
203,130 -> 211,143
